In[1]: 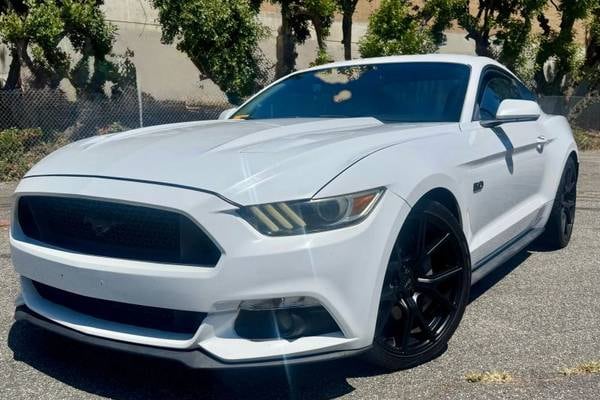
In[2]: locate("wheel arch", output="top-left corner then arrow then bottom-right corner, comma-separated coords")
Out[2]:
413,188 -> 463,228
568,150 -> 579,173
568,150 -> 578,163
552,148 -> 580,198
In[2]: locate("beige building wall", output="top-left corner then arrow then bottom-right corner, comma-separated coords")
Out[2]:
1,0 -> 475,101
101,0 -> 475,101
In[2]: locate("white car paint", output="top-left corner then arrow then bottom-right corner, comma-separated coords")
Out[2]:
10,54 -> 577,364
496,99 -> 543,120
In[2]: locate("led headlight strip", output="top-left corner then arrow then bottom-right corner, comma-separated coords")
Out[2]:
238,188 -> 385,236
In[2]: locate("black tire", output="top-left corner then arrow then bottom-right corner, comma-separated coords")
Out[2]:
366,200 -> 471,370
538,157 -> 578,249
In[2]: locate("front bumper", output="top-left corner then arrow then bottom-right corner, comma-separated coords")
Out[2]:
10,175 -> 410,364
14,305 -> 371,369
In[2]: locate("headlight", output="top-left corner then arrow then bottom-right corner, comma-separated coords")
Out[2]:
237,188 -> 385,236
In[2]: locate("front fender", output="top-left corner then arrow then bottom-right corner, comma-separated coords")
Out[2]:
314,132 -> 468,225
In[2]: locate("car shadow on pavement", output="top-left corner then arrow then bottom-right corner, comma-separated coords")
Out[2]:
8,320 -> 389,400
470,236 -> 571,303
469,249 -> 532,303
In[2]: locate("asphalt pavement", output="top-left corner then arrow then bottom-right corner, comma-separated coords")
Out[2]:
0,153 -> 599,399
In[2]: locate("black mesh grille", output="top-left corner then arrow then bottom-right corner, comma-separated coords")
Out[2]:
17,196 -> 220,266
32,281 -> 205,335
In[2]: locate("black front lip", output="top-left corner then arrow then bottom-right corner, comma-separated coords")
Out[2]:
14,305 -> 370,369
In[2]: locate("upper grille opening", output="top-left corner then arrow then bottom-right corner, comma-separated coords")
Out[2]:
17,195 -> 221,266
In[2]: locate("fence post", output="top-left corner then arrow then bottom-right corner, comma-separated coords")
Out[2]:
136,69 -> 144,128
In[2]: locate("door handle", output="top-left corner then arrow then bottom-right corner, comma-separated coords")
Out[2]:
536,135 -> 547,144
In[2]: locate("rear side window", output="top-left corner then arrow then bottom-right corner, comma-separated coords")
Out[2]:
474,69 -> 537,121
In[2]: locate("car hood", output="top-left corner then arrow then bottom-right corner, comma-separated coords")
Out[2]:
27,118 -> 450,205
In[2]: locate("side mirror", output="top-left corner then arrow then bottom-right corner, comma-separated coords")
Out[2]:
218,108 -> 237,120
481,99 -> 541,127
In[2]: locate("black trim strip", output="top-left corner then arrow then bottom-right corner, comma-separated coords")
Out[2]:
23,174 -> 241,207
14,305 -> 370,369
473,229 -> 531,270
471,227 -> 544,284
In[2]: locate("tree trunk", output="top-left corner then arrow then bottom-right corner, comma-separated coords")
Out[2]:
3,47 -> 23,90
474,39 -> 490,57
535,12 -> 578,96
586,10 -> 600,67
312,17 -> 326,52
275,4 -> 296,78
585,35 -> 600,68
342,11 -> 352,60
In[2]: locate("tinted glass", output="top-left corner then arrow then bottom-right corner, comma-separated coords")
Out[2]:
517,81 -> 537,101
478,75 -> 519,120
476,70 -> 537,120
233,62 -> 471,123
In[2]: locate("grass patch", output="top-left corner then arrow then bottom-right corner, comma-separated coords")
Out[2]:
561,361 -> 600,376
574,129 -> 600,151
465,371 -> 513,383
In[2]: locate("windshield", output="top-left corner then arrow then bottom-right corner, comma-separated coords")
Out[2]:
233,62 -> 470,122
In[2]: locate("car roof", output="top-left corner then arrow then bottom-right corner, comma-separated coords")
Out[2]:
300,54 -> 505,74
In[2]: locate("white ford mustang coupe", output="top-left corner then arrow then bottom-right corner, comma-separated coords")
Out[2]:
10,55 -> 578,370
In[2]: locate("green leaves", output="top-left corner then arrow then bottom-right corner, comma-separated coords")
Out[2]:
153,0 -> 267,104
450,0 -> 598,94
0,0 -> 125,94
62,0 -> 116,56
357,0 -> 466,58
359,0 -> 436,58
0,0 -> 64,45
25,0 -> 64,46
0,10 -> 26,43
531,0 -> 599,94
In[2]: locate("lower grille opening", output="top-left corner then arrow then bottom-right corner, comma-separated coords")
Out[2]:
234,307 -> 340,340
32,281 -> 205,336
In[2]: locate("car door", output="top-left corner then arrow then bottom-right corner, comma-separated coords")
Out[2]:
461,68 -> 547,265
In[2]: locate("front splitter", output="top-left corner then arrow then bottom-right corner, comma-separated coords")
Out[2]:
14,305 -> 370,369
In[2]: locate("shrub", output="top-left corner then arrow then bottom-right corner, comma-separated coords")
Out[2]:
359,0 -> 436,58
573,128 -> 600,151
0,128 -> 67,181
97,122 -> 130,135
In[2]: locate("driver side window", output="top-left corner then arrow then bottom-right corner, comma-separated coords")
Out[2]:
475,72 -> 520,121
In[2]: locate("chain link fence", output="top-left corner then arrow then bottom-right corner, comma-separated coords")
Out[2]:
539,96 -> 600,130
0,86 -> 231,181
1,88 -> 600,182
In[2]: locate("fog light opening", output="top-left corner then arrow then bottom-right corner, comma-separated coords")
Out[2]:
235,297 -> 340,340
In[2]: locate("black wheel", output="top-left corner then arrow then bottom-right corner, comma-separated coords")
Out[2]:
367,200 -> 471,370
539,157 -> 578,249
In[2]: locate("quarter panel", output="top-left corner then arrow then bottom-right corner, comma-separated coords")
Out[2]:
538,115 -> 578,201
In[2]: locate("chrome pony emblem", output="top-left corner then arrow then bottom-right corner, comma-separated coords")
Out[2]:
83,216 -> 121,237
